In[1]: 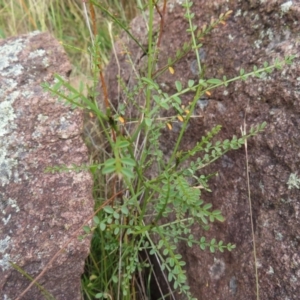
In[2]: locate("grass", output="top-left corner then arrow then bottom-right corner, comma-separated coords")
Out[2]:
1,1 -> 295,300
0,0 -> 145,299
0,0 -> 140,76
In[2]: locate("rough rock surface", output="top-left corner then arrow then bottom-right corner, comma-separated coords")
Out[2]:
0,32 -> 93,300
105,0 -> 300,299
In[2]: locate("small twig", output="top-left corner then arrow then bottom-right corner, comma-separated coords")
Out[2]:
241,118 -> 260,300
82,0 -> 94,45
154,0 -> 167,48
15,191 -> 124,300
89,1 -> 97,36
108,21 -> 121,107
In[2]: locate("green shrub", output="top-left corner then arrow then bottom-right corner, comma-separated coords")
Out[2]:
43,1 -> 294,299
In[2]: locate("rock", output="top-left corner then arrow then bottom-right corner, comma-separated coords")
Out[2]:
104,0 -> 300,299
0,32 -> 93,300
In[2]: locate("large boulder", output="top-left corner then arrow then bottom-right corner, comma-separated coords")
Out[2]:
105,0 -> 300,299
0,32 -> 93,299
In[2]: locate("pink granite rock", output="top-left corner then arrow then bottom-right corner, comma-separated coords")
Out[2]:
104,0 -> 300,299
0,32 -> 93,299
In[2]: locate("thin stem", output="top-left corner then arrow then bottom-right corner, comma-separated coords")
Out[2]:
241,122 -> 260,300
145,0 -> 155,115
167,85 -> 203,168
184,0 -> 201,74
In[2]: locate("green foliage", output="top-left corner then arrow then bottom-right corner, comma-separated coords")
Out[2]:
40,1 -> 295,299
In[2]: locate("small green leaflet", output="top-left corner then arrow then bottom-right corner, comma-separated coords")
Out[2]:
120,157 -> 136,167
175,81 -> 182,92
188,80 -> 195,88
206,78 -> 223,85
